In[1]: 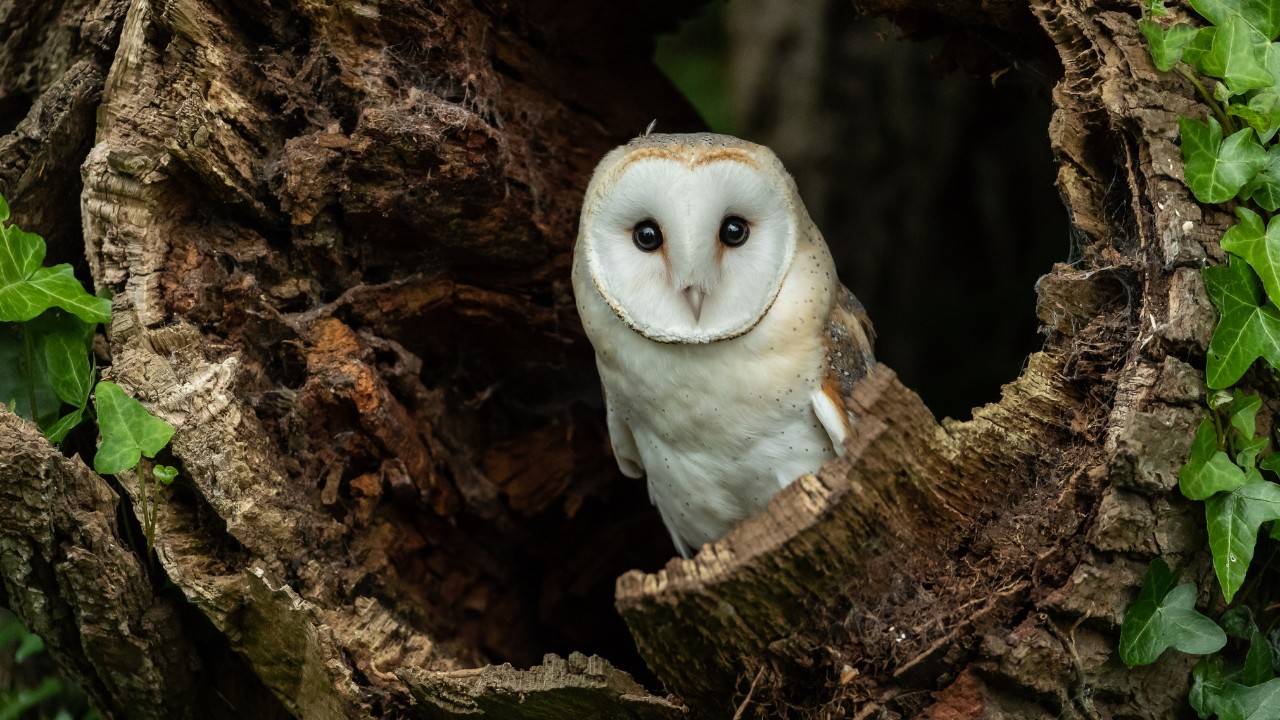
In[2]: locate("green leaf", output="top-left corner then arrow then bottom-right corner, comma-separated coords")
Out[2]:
0,677 -> 63,720
1188,27 -> 1221,68
1206,480 -> 1280,601
1230,390 -> 1264,438
1217,678 -> 1280,720
0,324 -> 59,426
153,464 -> 178,485
1182,417 -> 1251,499
1245,142 -> 1280,207
14,632 -> 42,663
1222,209 -> 1280,303
1231,93 -> 1280,145
1143,20 -> 1201,71
1224,606 -> 1261,638
92,381 -> 174,475
1150,0 -> 1170,16
1226,390 -> 1271,465
1241,434 -> 1272,466
1203,259 -> 1280,388
1246,630 -> 1277,685
27,310 -> 93,408
0,222 -> 110,324
1191,0 -> 1280,41
0,194 -> 8,223
43,407 -> 84,444
1262,453 -> 1280,472
1182,117 -> 1268,203
1192,656 -> 1232,719
1203,15 -> 1275,93
1119,559 -> 1227,666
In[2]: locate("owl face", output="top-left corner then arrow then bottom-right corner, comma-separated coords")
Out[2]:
578,135 -> 800,344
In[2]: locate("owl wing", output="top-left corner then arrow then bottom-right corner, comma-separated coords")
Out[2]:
811,284 -> 876,455
602,384 -> 645,479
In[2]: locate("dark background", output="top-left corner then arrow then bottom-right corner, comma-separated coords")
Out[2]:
656,0 -> 1068,420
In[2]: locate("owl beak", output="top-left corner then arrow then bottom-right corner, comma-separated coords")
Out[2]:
683,286 -> 705,322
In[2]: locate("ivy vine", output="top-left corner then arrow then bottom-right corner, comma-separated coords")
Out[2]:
1124,0 -> 1280,715
0,193 -> 177,552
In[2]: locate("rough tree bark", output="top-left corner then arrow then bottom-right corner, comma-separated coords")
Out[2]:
0,0 -> 1231,718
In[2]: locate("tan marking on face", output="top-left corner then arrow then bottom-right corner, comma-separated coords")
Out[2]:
615,146 -> 758,173
617,147 -> 681,168
689,147 -> 757,168
657,233 -> 673,278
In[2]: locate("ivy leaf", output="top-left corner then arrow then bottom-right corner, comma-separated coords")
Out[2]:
1188,27 -> 1221,68
1191,0 -> 1280,41
1119,559 -> 1227,666
0,221 -> 111,324
1222,208 -> 1280,303
1244,143 -> 1280,207
1230,390 -> 1264,438
1226,390 -> 1270,464
1182,117 -> 1268,203
1183,417 -> 1251,499
0,324 -> 58,426
1262,453 -> 1280,472
27,310 -> 93,408
1217,678 -> 1280,720
1203,259 -> 1280,388
1231,92 -> 1280,146
1246,630 -> 1277,685
1203,15 -> 1274,93
1224,606 -> 1261,639
43,407 -> 83,444
1206,480 -> 1280,601
14,632 -> 43,663
1192,656 -> 1233,719
1240,434 -> 1271,466
93,381 -> 175,475
153,464 -> 178,485
1143,20 -> 1201,71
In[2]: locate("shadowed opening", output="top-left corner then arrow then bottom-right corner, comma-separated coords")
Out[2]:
656,1 -> 1069,420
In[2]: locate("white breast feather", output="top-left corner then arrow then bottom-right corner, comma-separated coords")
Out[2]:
576,237 -> 842,557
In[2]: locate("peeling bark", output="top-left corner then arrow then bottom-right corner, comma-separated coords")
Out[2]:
0,0 -> 1242,718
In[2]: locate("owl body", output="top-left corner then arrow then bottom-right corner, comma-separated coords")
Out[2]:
573,133 -> 873,557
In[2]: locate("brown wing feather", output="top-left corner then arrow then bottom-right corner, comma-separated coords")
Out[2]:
821,284 -> 876,413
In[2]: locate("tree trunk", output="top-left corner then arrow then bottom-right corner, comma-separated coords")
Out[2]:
0,0 -> 1227,718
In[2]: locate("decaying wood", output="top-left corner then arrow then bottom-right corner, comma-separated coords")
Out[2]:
616,0 -> 1232,716
402,653 -> 685,719
617,358 -> 1092,713
0,410 -> 282,720
0,0 -> 1246,717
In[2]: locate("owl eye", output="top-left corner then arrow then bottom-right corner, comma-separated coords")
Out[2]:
632,219 -> 663,252
719,216 -> 749,247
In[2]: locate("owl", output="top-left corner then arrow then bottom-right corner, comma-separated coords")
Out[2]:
572,133 -> 875,558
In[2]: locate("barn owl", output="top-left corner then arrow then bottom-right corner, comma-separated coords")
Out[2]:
572,133 -> 875,558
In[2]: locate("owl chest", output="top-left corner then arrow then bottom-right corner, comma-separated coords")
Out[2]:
608,356 -> 818,447
598,332 -> 834,547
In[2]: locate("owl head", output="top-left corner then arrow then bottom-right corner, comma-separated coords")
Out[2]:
576,133 -> 809,344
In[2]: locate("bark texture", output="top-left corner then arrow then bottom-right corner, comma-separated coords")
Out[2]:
0,0 -> 1236,718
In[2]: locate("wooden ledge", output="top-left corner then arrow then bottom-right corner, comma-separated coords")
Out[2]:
616,356 -> 1077,712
